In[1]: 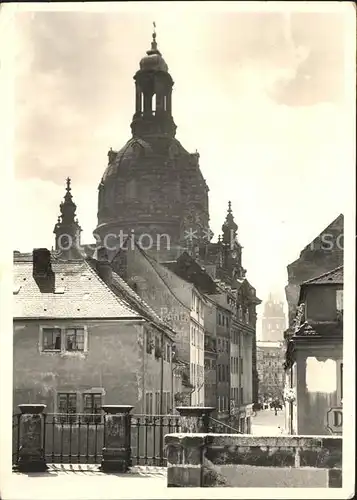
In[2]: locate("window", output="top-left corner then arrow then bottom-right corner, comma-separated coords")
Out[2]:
57,393 -> 77,424
240,358 -> 243,374
155,391 -> 160,415
226,365 -> 229,381
42,326 -> 87,353
65,328 -> 85,351
166,344 -> 171,362
145,392 -> 153,415
218,313 -> 221,325
240,387 -> 243,403
146,330 -> 153,354
43,328 -> 61,351
336,290 -> 343,312
83,393 -> 102,424
167,392 -> 172,414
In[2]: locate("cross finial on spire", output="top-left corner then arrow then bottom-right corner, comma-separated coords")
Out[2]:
151,21 -> 158,51
228,201 -> 232,213
66,177 -> 71,193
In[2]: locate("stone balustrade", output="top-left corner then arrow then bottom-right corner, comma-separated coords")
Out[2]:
165,433 -> 342,488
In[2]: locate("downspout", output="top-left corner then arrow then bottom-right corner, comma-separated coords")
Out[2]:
238,331 -> 242,408
289,366 -> 294,434
159,330 -> 164,460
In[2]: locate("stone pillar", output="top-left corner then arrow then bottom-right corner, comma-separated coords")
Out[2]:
176,406 -> 215,433
101,405 -> 133,473
166,434 -> 205,487
17,404 -> 47,472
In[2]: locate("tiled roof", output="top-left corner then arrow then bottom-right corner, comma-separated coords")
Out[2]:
13,256 -> 140,320
302,266 -> 343,285
106,269 -> 176,338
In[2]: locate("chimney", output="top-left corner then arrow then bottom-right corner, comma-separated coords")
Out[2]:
96,247 -> 113,286
33,248 -> 53,278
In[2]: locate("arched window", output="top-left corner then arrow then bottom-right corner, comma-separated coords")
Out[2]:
163,95 -> 167,111
152,94 -> 156,113
140,93 -> 144,114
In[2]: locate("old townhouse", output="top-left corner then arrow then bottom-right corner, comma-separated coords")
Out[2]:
208,281 -> 256,433
284,266 -> 343,435
256,340 -> 285,403
13,180 -> 178,417
162,252 -> 218,410
163,248 -> 259,433
13,248 -> 176,415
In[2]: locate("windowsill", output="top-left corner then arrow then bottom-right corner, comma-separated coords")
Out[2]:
41,349 -> 86,354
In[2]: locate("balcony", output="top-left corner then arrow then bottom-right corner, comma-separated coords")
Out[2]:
204,336 -> 217,353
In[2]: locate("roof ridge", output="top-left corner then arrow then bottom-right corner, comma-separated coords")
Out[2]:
110,270 -> 176,335
84,260 -> 140,318
302,265 -> 344,285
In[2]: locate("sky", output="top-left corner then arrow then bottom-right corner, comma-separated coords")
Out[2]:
11,3 -> 354,334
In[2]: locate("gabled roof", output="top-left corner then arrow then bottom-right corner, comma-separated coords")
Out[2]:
13,254 -> 140,320
163,251 -> 218,295
300,214 -> 344,255
106,268 -> 176,339
301,266 -> 343,286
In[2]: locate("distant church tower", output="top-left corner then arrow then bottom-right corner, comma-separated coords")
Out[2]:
261,295 -> 286,342
95,25 -> 210,259
53,178 -> 83,260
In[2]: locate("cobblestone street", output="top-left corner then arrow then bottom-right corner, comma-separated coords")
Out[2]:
251,408 -> 286,435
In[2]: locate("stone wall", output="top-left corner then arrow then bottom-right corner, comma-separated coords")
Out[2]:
165,433 -> 342,488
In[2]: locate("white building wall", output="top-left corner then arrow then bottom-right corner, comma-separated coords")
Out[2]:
190,289 -> 205,406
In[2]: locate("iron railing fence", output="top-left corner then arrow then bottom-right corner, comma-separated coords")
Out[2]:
209,416 -> 242,434
131,414 -> 181,466
43,413 -> 105,464
12,411 -> 241,467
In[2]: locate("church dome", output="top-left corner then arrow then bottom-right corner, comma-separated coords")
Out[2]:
101,139 -> 154,183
